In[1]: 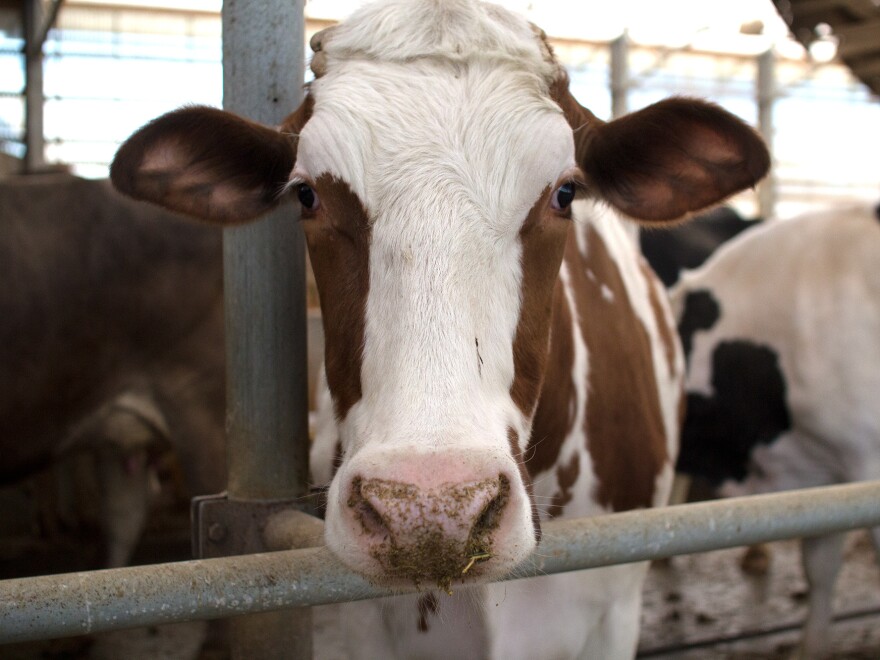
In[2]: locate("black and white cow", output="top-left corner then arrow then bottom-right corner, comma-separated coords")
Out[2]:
672,204 -> 880,659
640,205 -> 760,287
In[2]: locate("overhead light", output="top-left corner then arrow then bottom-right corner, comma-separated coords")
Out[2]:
808,23 -> 838,63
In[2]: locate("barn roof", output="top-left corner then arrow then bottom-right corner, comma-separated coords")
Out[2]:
773,0 -> 880,96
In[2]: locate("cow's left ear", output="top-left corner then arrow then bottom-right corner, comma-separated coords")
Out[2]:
559,89 -> 769,222
111,100 -> 311,224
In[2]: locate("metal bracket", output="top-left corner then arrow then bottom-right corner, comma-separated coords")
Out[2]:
191,493 -> 324,559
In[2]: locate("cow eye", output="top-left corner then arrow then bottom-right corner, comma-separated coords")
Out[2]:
296,183 -> 320,212
551,182 -> 576,211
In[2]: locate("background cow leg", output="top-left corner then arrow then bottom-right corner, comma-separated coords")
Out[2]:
93,398 -> 167,568
795,533 -> 844,660
96,447 -> 152,568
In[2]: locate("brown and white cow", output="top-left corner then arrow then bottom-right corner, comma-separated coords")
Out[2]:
110,1 -> 768,656
1,173 -> 226,568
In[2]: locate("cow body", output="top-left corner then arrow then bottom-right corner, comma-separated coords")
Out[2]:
640,206 -> 760,287
110,1 -> 768,655
0,173 -> 226,566
672,206 -> 880,658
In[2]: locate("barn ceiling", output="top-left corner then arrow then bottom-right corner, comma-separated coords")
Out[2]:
773,0 -> 880,96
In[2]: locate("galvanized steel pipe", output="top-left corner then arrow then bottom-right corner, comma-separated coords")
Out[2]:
221,0 -> 309,511
3,480 -> 880,643
220,0 -> 309,656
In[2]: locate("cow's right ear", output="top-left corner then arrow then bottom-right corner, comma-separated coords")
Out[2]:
111,103 -> 308,224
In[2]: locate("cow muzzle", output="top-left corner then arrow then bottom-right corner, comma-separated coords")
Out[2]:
325,448 -> 537,590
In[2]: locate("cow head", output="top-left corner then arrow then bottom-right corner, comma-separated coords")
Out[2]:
111,0 -> 768,589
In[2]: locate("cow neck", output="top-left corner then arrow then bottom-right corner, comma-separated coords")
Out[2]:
526,226 -> 668,512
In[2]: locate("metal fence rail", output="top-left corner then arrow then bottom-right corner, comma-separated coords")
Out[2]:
3,480 -> 880,644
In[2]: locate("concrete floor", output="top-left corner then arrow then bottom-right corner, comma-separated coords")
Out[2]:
638,531 -> 880,659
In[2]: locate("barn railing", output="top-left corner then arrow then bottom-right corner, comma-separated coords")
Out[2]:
3,479 -> 880,643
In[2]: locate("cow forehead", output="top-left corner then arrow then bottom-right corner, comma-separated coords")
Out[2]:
298,64 -> 574,222
317,0 -> 557,79
295,0 -> 574,219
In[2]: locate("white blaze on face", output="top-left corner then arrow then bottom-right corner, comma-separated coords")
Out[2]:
299,63 -> 574,451
294,0 -> 577,583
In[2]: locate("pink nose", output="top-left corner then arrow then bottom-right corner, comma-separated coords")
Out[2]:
345,473 -> 511,585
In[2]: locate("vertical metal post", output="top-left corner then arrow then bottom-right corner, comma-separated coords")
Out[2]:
23,0 -> 45,172
756,49 -> 777,218
610,32 -> 641,244
610,32 -> 630,119
221,1 -> 310,657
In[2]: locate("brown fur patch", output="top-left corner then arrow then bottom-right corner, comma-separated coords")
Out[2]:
111,106 -> 300,223
301,175 -> 371,419
279,94 -> 314,139
547,453 -> 580,518
640,260 -> 677,378
510,189 -> 572,416
524,279 -> 576,478
569,227 -> 668,511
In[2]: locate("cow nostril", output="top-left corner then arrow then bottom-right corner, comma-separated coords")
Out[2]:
348,477 -> 391,539
473,493 -> 503,536
472,475 -> 510,537
355,498 -> 388,537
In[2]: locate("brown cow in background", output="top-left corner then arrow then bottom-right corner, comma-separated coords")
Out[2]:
0,173 -> 226,568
